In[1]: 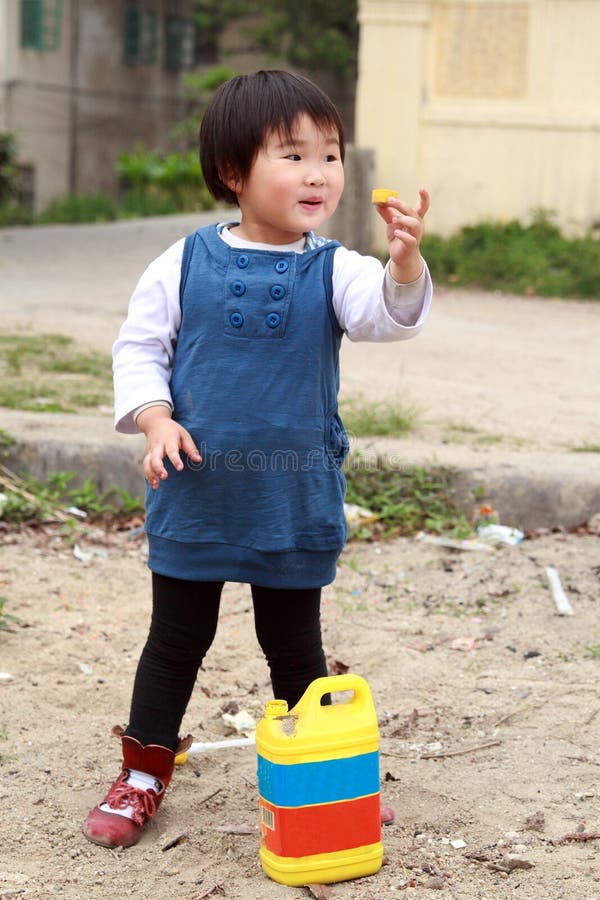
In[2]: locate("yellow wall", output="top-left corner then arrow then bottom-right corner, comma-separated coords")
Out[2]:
356,0 -> 600,241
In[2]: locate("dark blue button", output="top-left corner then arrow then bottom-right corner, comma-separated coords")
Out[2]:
270,284 -> 286,300
230,280 -> 246,296
229,312 -> 244,328
237,254 -> 250,269
266,312 -> 281,328
275,259 -> 289,273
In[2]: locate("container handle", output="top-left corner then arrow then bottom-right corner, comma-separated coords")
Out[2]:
293,674 -> 374,719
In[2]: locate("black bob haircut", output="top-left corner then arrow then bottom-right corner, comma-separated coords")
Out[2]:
199,70 -> 345,207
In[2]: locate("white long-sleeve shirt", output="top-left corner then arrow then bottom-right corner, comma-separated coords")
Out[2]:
113,225 -> 433,433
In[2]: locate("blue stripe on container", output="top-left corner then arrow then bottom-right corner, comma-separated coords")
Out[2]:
257,751 -> 379,807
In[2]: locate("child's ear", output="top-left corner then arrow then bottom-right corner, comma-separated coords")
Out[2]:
220,164 -> 242,195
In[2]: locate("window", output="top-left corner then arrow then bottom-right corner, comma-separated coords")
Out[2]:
165,16 -> 196,71
21,0 -> 63,51
124,3 -> 158,65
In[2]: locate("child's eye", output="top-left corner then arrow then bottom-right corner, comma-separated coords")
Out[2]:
285,154 -> 301,161
325,154 -> 338,162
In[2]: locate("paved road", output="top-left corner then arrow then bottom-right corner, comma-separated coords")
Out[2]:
2,215 -> 600,527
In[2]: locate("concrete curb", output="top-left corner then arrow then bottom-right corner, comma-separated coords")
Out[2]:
5,431 -> 600,532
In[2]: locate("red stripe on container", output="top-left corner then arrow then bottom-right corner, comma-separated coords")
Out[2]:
260,794 -> 380,857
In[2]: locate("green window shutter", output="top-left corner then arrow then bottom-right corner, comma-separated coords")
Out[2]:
124,3 -> 158,66
21,0 -> 63,51
165,17 -> 195,71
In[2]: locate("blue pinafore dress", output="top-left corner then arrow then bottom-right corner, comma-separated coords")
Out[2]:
144,224 -> 349,588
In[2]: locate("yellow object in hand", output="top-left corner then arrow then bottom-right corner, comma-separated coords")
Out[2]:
371,189 -> 398,205
174,751 -> 188,766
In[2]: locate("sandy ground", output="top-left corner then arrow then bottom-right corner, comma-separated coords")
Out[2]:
1,216 -> 600,899
1,524 -> 600,900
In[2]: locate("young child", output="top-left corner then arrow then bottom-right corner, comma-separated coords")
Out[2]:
84,69 -> 432,849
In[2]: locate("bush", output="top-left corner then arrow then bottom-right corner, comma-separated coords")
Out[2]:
37,193 -> 118,224
116,146 -> 215,214
0,133 -> 19,204
0,202 -> 33,226
420,212 -> 600,300
119,189 -> 181,218
0,133 -> 34,225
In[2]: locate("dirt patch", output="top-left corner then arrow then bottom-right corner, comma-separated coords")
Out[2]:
1,525 -> 599,899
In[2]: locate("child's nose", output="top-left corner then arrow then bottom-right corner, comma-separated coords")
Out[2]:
305,167 -> 326,186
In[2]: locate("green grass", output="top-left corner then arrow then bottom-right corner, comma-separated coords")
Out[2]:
340,398 -> 417,438
0,596 -> 20,632
473,433 -> 505,446
420,212 -> 600,300
344,458 -> 470,538
442,422 -> 533,449
0,467 -> 144,524
571,444 -> 600,454
0,333 -> 112,413
36,193 -> 118,224
0,723 -> 15,763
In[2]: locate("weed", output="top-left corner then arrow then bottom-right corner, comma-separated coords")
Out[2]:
116,146 -> 215,215
0,596 -> 20,632
340,398 -> 417,438
571,444 -> 600,454
0,202 -> 33,226
444,422 -> 479,436
339,554 -> 362,573
0,430 -> 15,455
0,723 -> 15,763
344,459 -> 470,538
419,211 -> 600,300
0,333 -> 112,413
68,476 -> 116,516
36,193 -> 118,224
0,468 -> 142,524
110,486 -> 145,516
585,645 -> 600,659
473,433 -> 504,446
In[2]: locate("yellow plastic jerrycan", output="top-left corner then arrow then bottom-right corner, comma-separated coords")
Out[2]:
256,673 -> 382,886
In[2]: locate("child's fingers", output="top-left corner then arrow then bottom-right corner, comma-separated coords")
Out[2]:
387,212 -> 422,246
143,429 -> 201,488
415,187 -> 430,219
180,430 -> 202,463
385,190 -> 429,223
163,439 -> 185,472
143,450 -> 166,489
373,203 -> 398,226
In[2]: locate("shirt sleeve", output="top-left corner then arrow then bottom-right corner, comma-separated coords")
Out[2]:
112,239 -> 184,433
331,246 -> 432,342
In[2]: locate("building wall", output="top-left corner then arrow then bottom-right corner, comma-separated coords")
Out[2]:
355,0 -> 600,242
1,0 -> 73,206
2,0 -> 194,210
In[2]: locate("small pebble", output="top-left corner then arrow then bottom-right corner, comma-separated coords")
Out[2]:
451,838 -> 467,849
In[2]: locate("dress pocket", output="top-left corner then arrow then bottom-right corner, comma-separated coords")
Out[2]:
325,411 -> 350,468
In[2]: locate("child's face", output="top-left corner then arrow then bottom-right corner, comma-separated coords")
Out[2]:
229,114 -> 344,245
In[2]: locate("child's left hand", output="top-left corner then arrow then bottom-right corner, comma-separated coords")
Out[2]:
374,187 -> 430,284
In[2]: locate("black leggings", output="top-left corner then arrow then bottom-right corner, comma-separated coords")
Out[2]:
125,574 -> 328,750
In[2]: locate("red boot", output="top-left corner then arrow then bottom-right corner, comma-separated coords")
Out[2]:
83,726 -> 193,849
